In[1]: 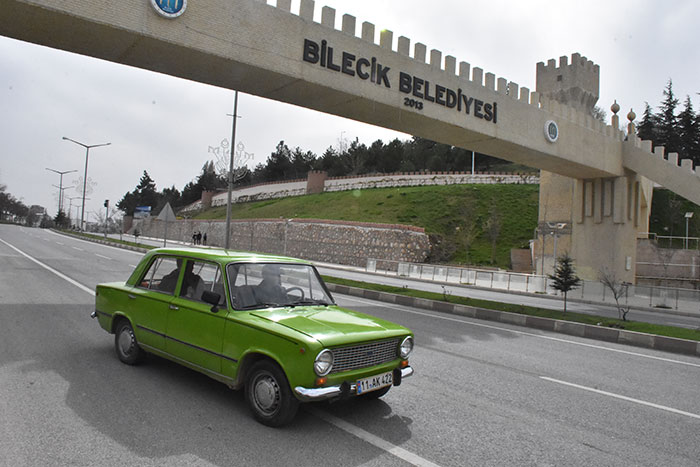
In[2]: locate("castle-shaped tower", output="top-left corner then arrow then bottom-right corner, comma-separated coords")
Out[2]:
533,54 -> 652,281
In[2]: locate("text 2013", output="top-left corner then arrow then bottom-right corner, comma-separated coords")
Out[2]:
403,98 -> 423,110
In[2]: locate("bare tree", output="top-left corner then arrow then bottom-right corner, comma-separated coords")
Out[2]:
598,268 -> 631,321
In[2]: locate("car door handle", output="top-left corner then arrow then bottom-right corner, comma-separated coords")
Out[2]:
169,304 -> 179,310
128,294 -> 136,300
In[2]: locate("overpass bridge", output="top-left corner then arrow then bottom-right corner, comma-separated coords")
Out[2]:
2,0 -> 698,281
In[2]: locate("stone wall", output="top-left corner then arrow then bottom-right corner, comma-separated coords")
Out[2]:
132,217 -> 430,268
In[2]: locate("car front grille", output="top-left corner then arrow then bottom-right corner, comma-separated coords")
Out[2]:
330,339 -> 399,374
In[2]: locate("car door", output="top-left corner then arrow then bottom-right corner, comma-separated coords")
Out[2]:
129,255 -> 180,351
165,259 -> 228,375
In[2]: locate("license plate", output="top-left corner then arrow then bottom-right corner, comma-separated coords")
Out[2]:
356,371 -> 393,394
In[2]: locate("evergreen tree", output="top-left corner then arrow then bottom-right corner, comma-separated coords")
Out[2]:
678,96 -> 700,165
636,102 -> 659,143
548,253 -> 581,313
657,80 -> 681,157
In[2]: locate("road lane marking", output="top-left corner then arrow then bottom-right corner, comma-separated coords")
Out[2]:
540,376 -> 700,420
72,246 -> 84,251
341,296 -> 700,369
0,238 -> 95,296
307,407 -> 441,467
95,254 -> 111,260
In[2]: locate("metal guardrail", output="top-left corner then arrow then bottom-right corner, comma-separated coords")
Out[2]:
366,259 -> 700,313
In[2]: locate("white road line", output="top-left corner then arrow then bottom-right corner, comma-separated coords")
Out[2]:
72,246 -> 84,251
307,407 -> 441,467
95,254 -> 112,260
0,238 -> 95,296
540,376 -> 700,420
129,264 -> 138,268
341,296 -> 700,369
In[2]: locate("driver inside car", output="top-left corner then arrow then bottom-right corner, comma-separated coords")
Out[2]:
255,264 -> 288,305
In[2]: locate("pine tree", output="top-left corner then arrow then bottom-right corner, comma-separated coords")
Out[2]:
637,102 -> 659,143
548,253 -> 581,313
678,96 -> 700,165
657,80 -> 681,157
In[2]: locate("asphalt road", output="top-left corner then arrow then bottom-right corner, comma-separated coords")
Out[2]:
2,224 -> 699,466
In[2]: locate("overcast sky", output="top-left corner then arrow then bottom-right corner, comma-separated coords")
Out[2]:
1,0 -> 698,220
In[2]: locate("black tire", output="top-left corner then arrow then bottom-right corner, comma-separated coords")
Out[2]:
114,319 -> 145,365
360,385 -> 391,399
245,360 -> 299,427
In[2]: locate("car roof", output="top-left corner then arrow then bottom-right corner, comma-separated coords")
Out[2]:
144,247 -> 311,265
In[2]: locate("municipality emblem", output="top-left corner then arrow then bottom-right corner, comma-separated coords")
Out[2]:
150,0 -> 187,19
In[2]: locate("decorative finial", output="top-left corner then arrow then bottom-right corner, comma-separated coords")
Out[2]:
627,109 -> 636,122
611,100 -> 620,115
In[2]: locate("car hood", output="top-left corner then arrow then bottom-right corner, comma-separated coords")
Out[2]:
249,305 -> 410,347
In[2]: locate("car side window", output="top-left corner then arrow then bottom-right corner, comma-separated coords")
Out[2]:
181,260 -> 225,306
138,257 -> 180,294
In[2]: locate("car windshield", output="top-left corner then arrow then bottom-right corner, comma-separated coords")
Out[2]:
227,262 -> 334,310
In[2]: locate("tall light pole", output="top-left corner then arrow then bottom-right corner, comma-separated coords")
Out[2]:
67,196 -> 81,228
52,184 -> 75,218
685,212 -> 694,249
224,91 -> 240,249
62,137 -> 110,231
46,168 -> 77,214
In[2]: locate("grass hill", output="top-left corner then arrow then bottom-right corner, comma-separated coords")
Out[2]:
193,184 -> 540,268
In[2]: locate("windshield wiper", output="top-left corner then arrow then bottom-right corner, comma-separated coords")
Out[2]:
289,299 -> 330,307
238,302 -> 282,310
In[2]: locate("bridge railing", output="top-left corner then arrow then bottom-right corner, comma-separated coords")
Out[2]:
366,259 -> 699,314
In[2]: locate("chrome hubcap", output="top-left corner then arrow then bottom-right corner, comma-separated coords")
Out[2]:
118,328 -> 133,356
253,375 -> 279,413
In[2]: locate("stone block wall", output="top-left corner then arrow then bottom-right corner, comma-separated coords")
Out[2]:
133,217 -> 430,268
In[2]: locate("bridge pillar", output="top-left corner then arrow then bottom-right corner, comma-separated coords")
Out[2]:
534,54 -> 652,283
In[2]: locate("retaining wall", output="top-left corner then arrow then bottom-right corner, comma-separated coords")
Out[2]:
133,217 -> 430,267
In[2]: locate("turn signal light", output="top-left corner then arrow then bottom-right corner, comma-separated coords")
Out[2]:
400,360 -> 409,368
315,377 -> 327,386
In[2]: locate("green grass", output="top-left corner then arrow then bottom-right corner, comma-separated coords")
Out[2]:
322,276 -> 700,342
196,184 -> 540,268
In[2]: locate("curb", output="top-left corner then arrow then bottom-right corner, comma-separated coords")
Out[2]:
326,283 -> 700,358
52,230 -> 149,253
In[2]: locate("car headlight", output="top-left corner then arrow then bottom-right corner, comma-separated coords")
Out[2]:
314,349 -> 333,376
399,336 -> 414,358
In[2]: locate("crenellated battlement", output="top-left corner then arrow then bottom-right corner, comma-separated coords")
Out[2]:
261,0 -> 626,145
536,53 -> 600,113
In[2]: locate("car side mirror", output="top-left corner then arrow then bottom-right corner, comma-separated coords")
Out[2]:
201,290 -> 222,313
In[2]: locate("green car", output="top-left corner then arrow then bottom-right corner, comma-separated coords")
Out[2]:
93,247 -> 414,426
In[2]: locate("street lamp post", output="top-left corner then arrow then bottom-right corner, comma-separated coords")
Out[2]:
62,137 -> 110,231
46,168 -> 77,214
685,212 -> 694,249
225,91 -> 240,250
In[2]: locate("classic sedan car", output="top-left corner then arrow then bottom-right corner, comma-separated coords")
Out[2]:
93,247 -> 414,426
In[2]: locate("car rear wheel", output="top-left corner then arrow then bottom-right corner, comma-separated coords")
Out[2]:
245,360 -> 299,427
114,320 -> 145,365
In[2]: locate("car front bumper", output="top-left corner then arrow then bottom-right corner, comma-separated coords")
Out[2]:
294,366 -> 414,402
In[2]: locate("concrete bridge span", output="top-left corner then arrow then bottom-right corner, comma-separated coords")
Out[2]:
2,0 -> 698,281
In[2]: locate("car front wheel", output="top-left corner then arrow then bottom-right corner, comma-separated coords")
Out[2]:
245,360 -> 299,427
114,320 -> 145,365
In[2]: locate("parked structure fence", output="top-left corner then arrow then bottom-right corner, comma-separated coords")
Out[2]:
366,259 -> 700,314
